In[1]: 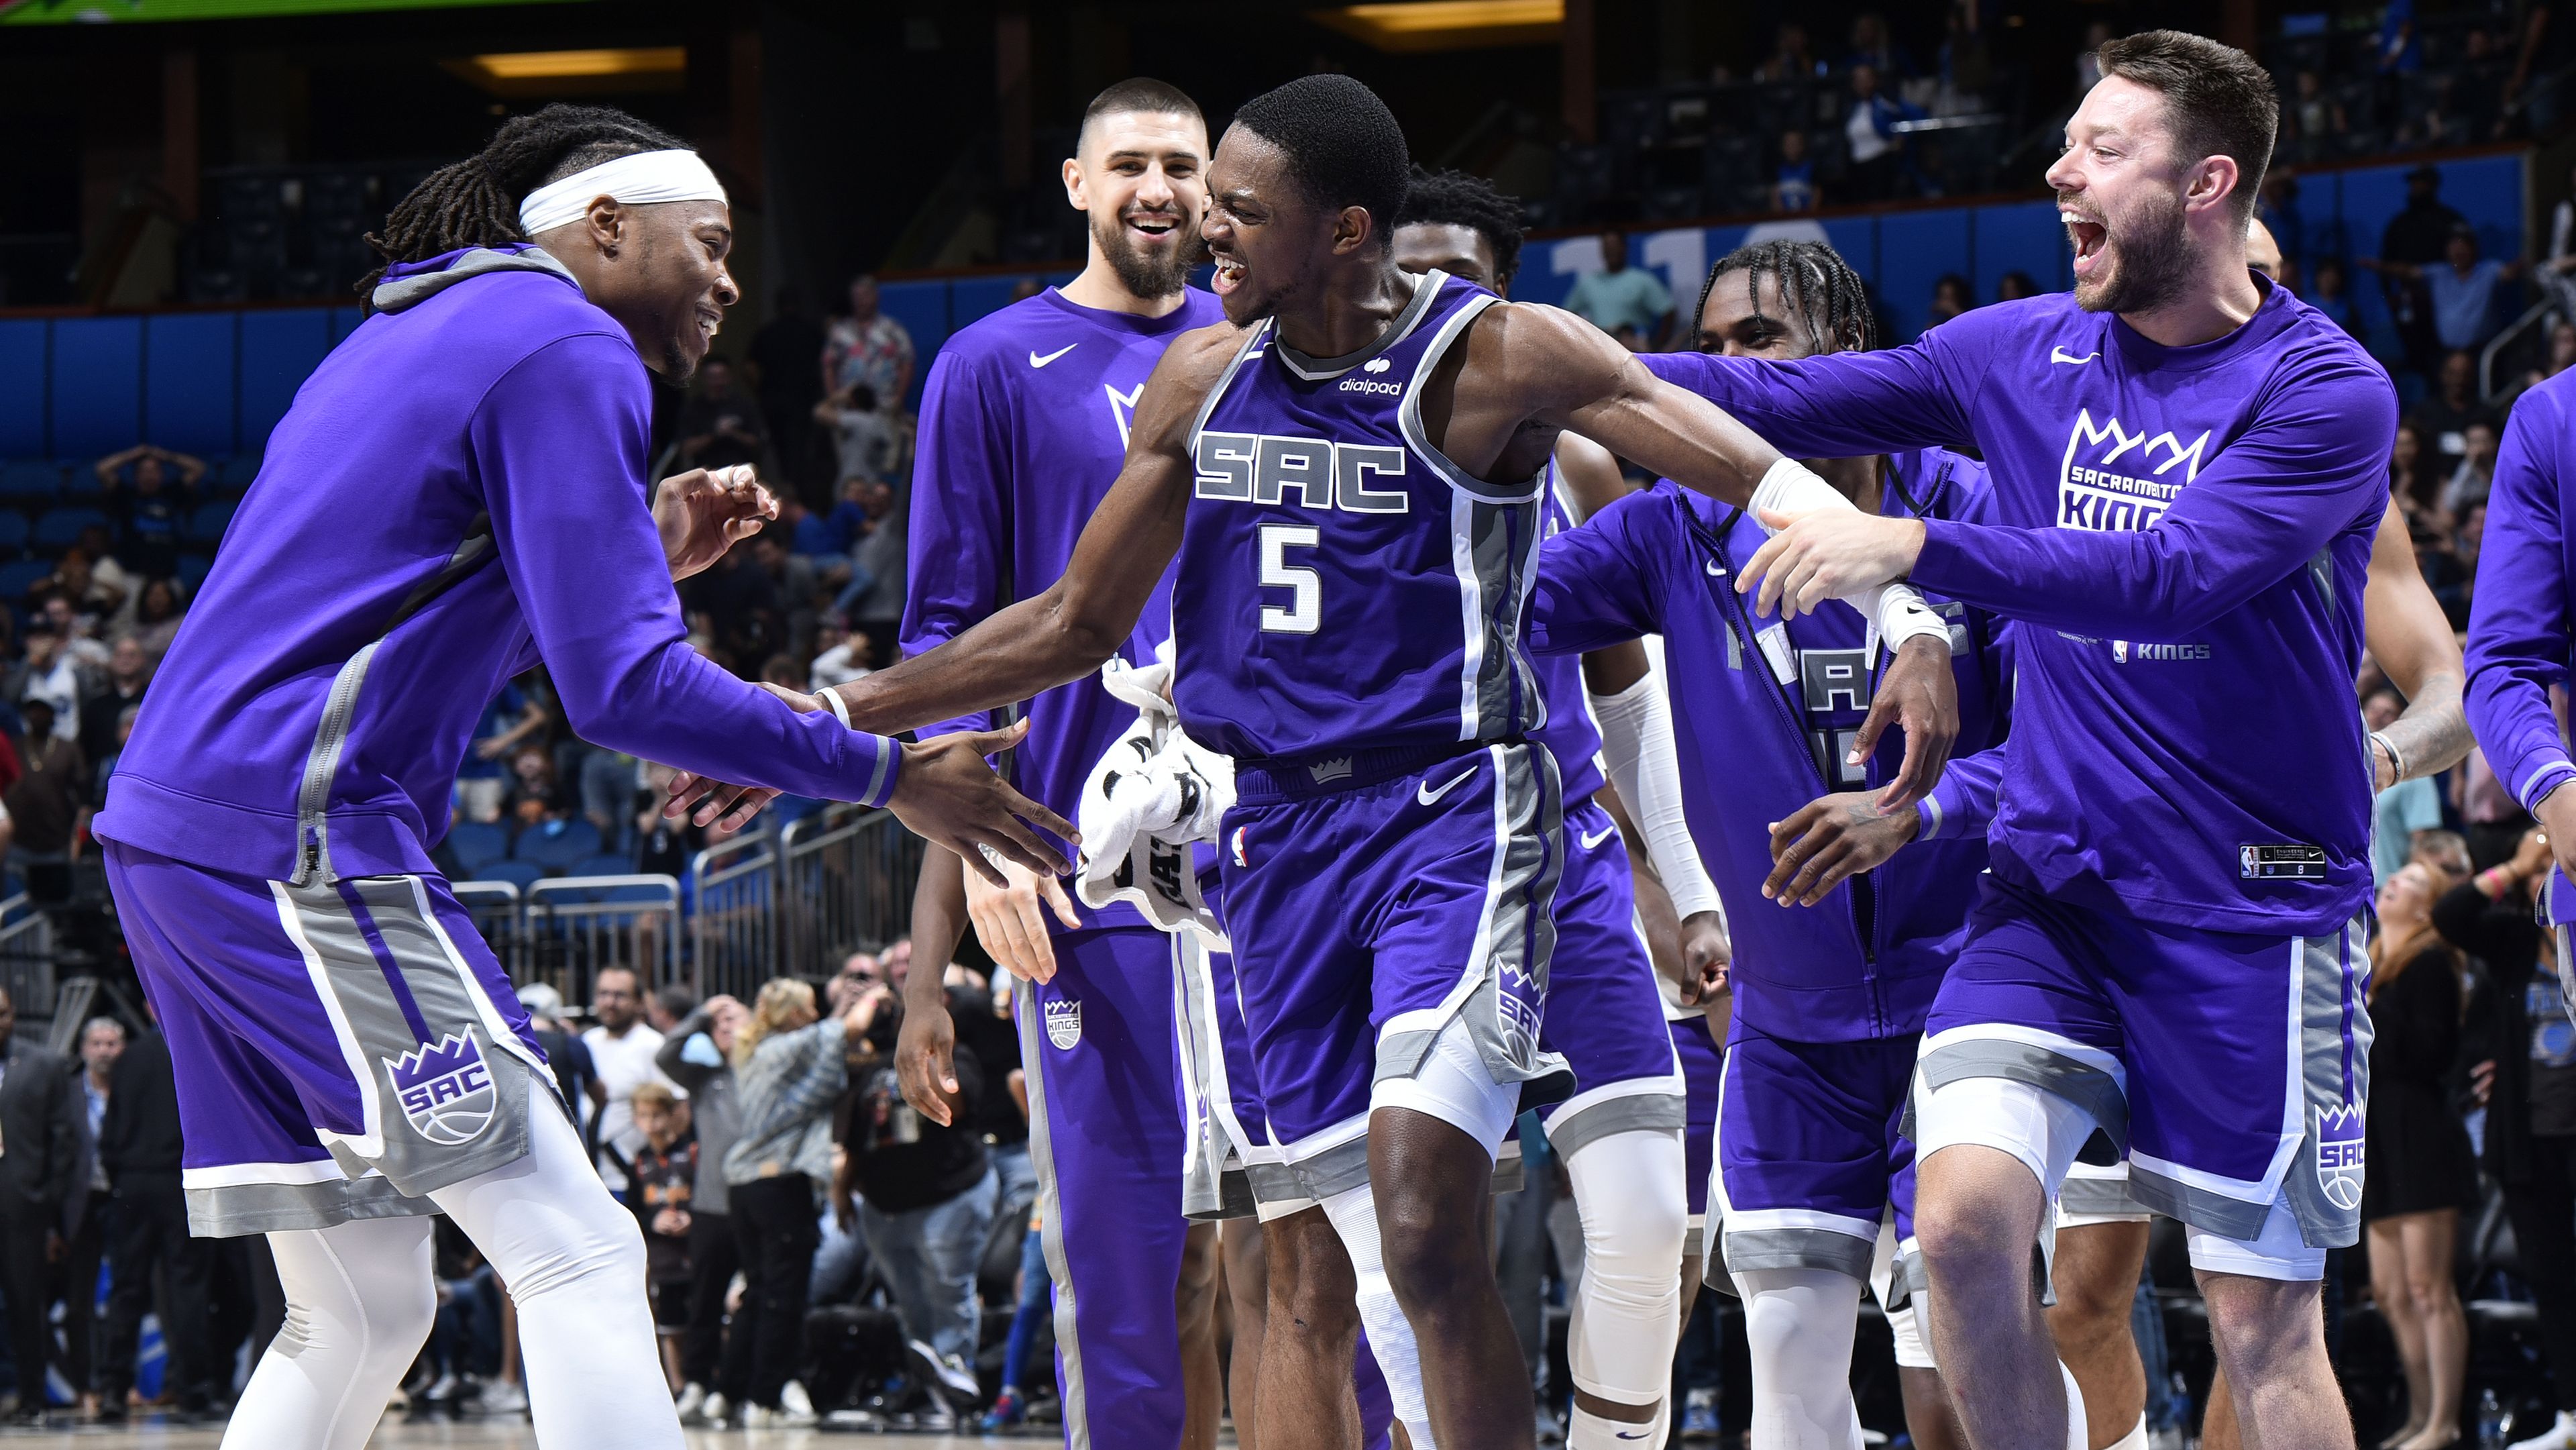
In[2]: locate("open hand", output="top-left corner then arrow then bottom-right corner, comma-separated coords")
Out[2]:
1856,635 -> 1956,811
655,464 -> 777,581
897,993 -> 964,1127
1766,789 -> 1922,907
1739,508 -> 1926,620
965,853 -> 1083,984
890,720 -> 1079,885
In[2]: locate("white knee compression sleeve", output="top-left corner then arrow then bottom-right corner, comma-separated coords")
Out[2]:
1913,1072 -> 2096,1202
1890,1298 -> 1936,1370
2103,1411 -> 2149,1450
1370,1013 -> 1519,1153
1737,1266 -> 1866,1450
1320,1182 -> 1437,1450
225,1216 -> 436,1450
429,1098 -> 683,1449
1563,1128 -> 1688,1418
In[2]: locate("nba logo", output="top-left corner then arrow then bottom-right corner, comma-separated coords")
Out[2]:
1230,826 -> 1249,868
2112,640 -> 2129,663
1046,998 -> 1083,1051
2315,1102 -> 2365,1211
384,1029 -> 497,1146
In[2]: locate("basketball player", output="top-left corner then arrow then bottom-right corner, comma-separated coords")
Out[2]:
89,107 -> 1071,1450
1532,238 -> 2008,1450
796,74 -> 1961,1450
1648,33 -> 2394,1450
1391,168 -> 1722,1449
888,79 -> 1230,1448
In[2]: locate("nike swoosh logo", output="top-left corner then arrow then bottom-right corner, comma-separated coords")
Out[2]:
1580,823 -> 1618,850
1704,558 -> 1727,577
2049,347 -> 2098,366
1418,767 -> 1478,807
1617,1435 -> 1650,1441
1029,344 -> 1078,368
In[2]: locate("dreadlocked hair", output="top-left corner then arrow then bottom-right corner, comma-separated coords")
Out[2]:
1695,239 -> 1876,355
359,103 -> 691,310
1395,166 -> 1524,291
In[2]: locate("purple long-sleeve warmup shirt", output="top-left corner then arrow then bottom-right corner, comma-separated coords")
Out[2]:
97,246 -> 901,884
2467,372 -> 2576,815
1642,276 -> 2394,934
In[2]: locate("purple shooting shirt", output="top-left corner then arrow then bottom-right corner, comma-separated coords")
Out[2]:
902,285 -> 1226,929
2467,371 -> 2576,813
96,246 -> 901,883
1642,276 -> 2394,935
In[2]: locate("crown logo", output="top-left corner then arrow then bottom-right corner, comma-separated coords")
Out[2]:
2314,1101 -> 2365,1212
383,1029 -> 498,1147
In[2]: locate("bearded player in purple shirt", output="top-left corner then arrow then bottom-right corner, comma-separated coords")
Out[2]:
88,107 -> 1069,1450
1646,33 -> 2394,1450
765,74 -> 1957,1450
881,80 -> 1236,1446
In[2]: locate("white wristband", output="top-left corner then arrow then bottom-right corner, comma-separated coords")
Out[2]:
1749,456 -> 1843,521
1869,584 -> 1952,654
820,688 -> 852,728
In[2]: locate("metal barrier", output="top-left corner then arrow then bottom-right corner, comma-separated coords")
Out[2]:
450,880 -> 523,980
0,895 -> 55,1030
779,804 -> 924,974
686,835 -> 779,1002
525,875 -> 681,1004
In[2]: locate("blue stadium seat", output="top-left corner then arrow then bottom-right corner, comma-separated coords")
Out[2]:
445,821 -> 511,875
567,853 -> 633,881
56,465 -> 104,499
0,514 -> 32,558
0,560 -> 51,601
221,455 -> 263,491
474,860 -> 544,890
0,464 -> 58,504
32,508 -> 107,552
189,500 -> 237,544
514,817 -> 602,872
175,554 -> 213,590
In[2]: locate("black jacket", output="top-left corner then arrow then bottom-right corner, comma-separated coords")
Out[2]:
99,1029 -> 184,1182
0,1035 -> 85,1212
2437,878 -> 2546,1183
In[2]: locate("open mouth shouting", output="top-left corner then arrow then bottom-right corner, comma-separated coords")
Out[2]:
1210,250 -> 1246,295
2063,207 -> 2109,281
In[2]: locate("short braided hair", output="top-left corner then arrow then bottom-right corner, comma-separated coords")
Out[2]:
1395,166 -> 1524,291
360,103 -> 690,307
1695,239 -> 1876,355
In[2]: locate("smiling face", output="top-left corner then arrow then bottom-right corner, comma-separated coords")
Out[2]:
1697,268 -> 1827,360
2046,76 -> 2203,315
2377,861 -> 2436,923
1067,108 -> 1210,300
1202,126 -> 1354,326
544,195 -> 739,381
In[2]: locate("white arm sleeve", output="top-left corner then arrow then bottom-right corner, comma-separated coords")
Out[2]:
1591,664 -> 1724,923
1750,457 -> 1949,652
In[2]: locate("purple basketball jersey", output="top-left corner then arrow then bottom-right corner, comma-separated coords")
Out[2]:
1176,271 -> 1544,764
1527,469 -> 1605,806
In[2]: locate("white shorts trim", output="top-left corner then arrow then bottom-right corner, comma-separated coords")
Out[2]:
2186,1197 -> 2325,1282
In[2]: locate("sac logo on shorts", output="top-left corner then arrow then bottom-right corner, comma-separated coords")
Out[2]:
2315,1102 -> 2365,1212
1045,997 -> 1083,1051
384,1029 -> 498,1145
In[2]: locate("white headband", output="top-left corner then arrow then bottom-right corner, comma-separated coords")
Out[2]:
517,149 -> 727,236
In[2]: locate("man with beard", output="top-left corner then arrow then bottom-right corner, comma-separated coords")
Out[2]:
763,72 -> 1960,1450
888,78 -> 1232,1446
1642,31 -> 2394,1450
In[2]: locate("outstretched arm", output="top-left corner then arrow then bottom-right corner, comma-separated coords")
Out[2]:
828,326 -> 1239,737
2365,497 -> 2471,788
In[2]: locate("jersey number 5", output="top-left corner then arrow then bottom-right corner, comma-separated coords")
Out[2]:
1258,523 -> 1321,634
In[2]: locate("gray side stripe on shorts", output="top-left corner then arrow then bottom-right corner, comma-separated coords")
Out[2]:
1917,1037 -> 2130,1160
1544,1091 -> 1686,1161
1719,1225 -> 1875,1282
1171,933 -> 1237,1223
1016,1001 -> 1093,1444
1016,1000 -> 1090,1448
2123,1163 -> 2269,1242
1681,1221 -> 1705,1265
1244,1160 -> 1309,1208
1375,743 -> 1568,1092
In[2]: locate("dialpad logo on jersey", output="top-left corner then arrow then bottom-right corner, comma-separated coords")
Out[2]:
1045,998 -> 1083,1051
2058,410 -> 2209,533
1195,432 -> 1411,513
384,1029 -> 497,1146
1340,357 -> 1403,396
2316,1102 -> 2365,1211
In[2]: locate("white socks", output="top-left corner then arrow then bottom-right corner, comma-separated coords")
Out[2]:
224,1099 -> 680,1450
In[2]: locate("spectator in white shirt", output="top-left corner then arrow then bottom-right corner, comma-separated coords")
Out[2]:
583,966 -> 682,1192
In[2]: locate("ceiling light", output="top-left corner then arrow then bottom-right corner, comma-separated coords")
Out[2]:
446,46 -> 685,95
1311,0 -> 1563,53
